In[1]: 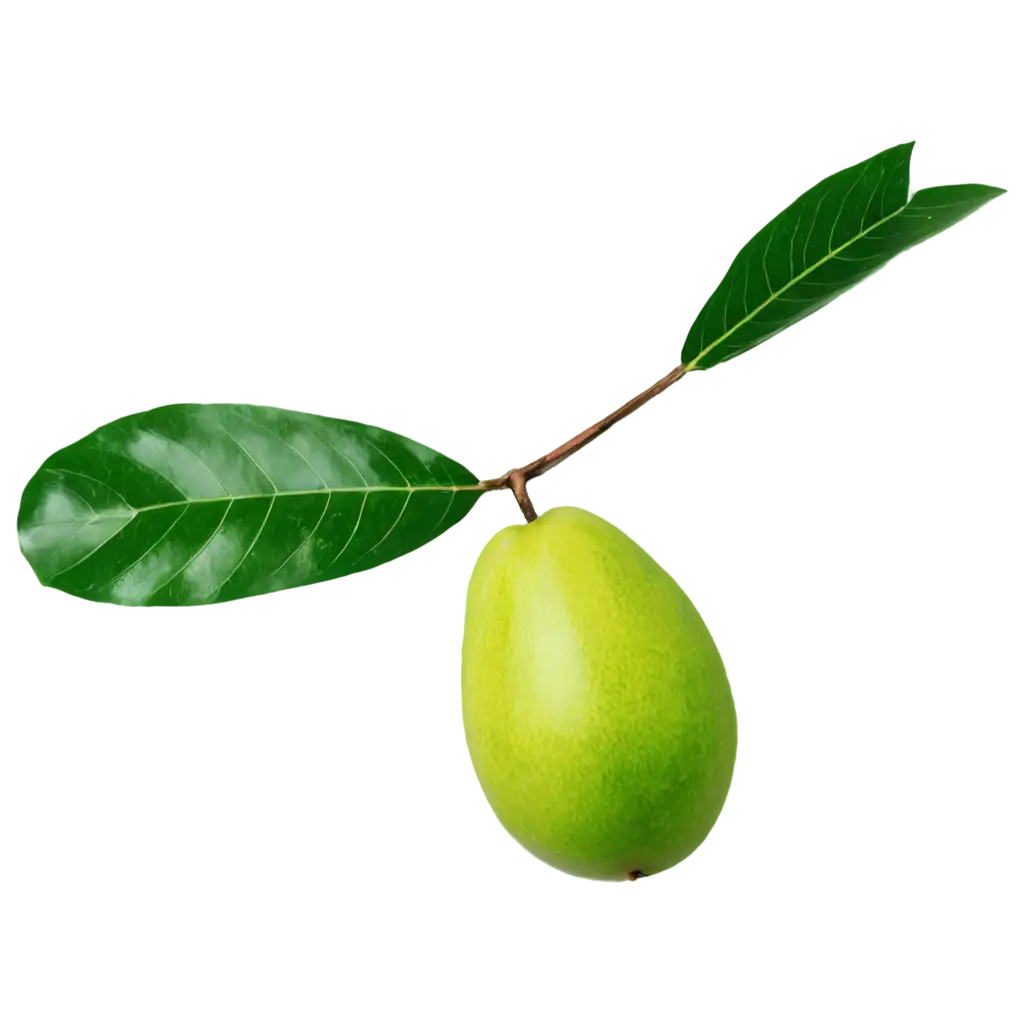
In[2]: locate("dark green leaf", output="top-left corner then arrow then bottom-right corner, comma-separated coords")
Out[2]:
682,142 -> 1005,370
18,404 -> 482,606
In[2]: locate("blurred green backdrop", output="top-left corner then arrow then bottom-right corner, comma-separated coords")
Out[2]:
2,9 -> 1024,1024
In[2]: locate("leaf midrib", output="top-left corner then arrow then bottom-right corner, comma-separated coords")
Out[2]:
685,196 -> 911,369
47,482 -> 484,520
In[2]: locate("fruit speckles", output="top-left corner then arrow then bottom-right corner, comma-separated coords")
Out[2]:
461,506 -> 737,881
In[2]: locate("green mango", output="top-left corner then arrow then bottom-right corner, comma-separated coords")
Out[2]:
461,506 -> 737,881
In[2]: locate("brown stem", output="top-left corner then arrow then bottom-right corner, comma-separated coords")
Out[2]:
508,469 -> 538,523
479,363 -> 689,500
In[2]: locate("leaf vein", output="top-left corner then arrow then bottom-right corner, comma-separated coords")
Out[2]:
219,496 -> 276,592
353,491 -> 412,566
268,492 -> 333,578
324,493 -> 367,572
145,500 -> 235,601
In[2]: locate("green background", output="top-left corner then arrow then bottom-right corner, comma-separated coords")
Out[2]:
2,9 -> 1024,1024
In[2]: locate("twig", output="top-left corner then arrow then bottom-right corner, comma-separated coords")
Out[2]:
479,362 -> 689,522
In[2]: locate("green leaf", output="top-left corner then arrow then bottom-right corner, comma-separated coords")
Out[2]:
682,142 -> 1005,370
18,404 -> 482,606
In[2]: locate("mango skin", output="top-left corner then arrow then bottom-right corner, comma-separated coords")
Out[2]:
461,506 -> 737,881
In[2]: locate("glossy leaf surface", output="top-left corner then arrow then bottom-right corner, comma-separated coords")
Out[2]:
19,404 -> 482,606
682,142 -> 1005,370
